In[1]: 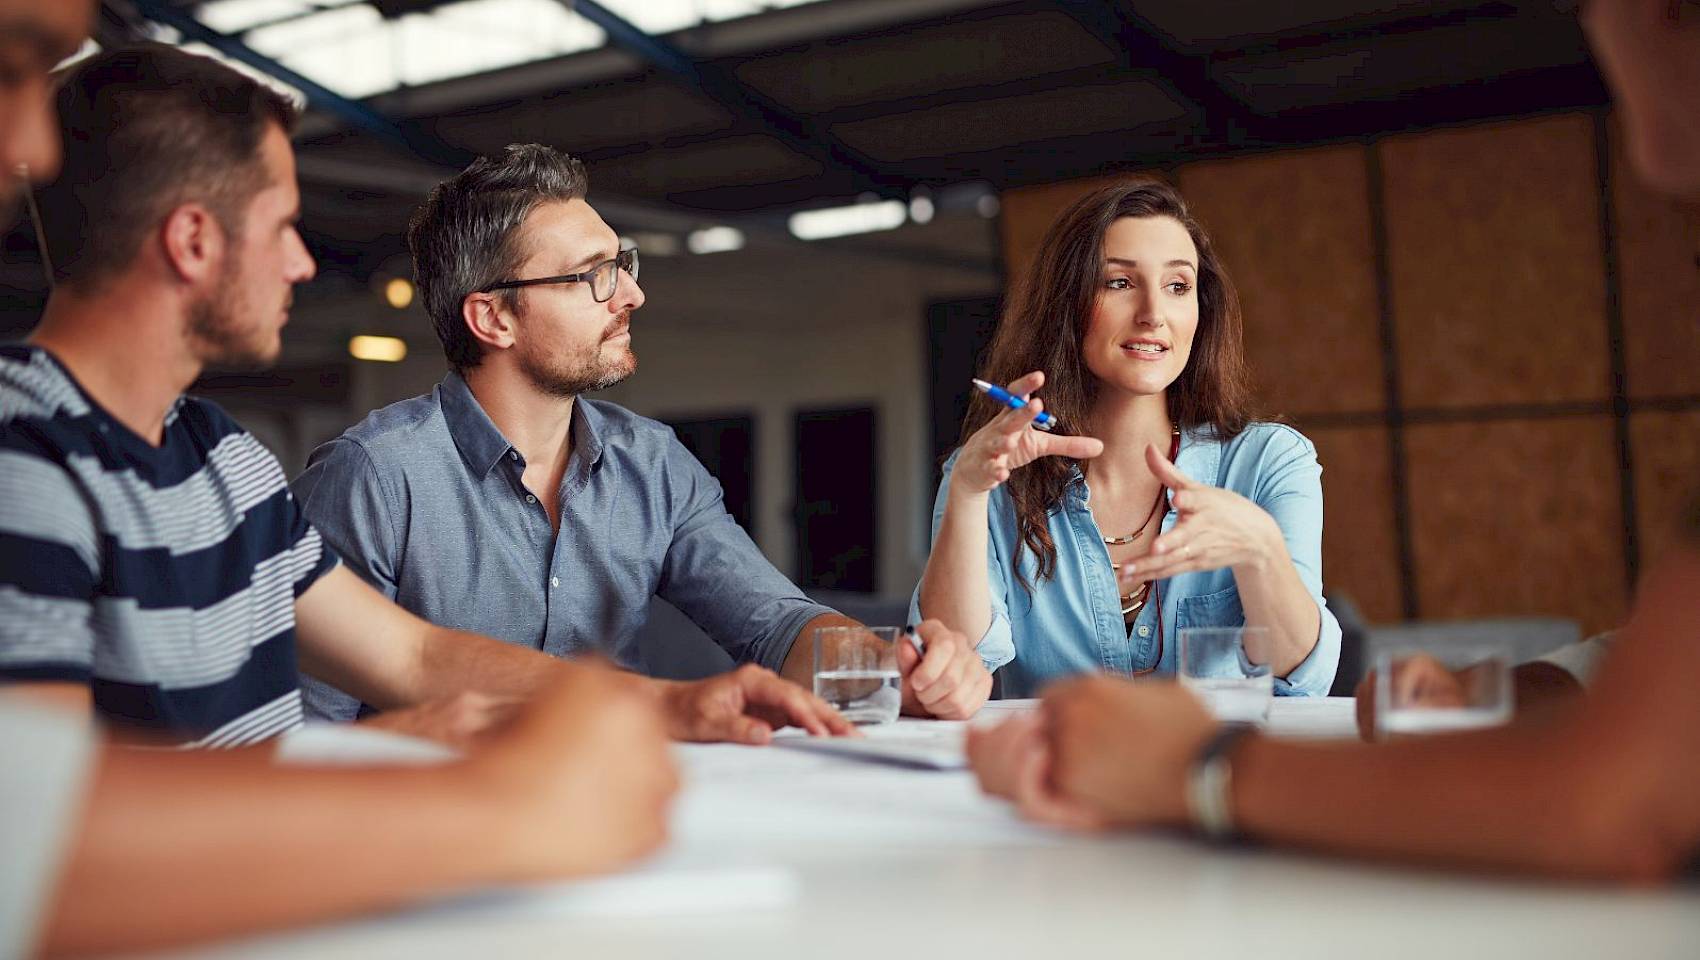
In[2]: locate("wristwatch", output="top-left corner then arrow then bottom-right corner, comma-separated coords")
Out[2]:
1185,723 -> 1255,841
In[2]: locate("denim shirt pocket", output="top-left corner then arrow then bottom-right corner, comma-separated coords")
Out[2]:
1174,583 -> 1246,632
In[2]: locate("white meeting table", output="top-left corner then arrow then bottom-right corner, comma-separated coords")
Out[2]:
164,698 -> 1700,960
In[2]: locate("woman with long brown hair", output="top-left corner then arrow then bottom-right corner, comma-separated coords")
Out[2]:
913,178 -> 1340,699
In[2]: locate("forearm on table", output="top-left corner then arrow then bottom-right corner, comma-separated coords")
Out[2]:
411,627 -> 568,704
40,747 -> 510,958
1228,718 -> 1677,881
1231,533 -> 1321,677
779,612 -> 862,687
918,487 -> 994,643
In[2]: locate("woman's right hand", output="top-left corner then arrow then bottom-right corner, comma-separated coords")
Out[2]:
951,371 -> 1104,496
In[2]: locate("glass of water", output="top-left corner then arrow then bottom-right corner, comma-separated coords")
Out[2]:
1374,642 -> 1511,740
813,626 -> 902,725
1178,626 -> 1272,724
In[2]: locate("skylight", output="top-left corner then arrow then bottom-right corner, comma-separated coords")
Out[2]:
189,0 -> 831,100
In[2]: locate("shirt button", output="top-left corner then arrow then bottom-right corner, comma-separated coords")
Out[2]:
1136,625 -> 1152,638
510,451 -> 519,461
525,494 -> 537,504
550,576 -> 560,588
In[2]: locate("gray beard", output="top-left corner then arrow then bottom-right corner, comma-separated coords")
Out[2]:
520,349 -> 635,398
518,314 -> 635,398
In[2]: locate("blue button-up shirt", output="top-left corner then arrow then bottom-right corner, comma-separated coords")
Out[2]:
911,422 -> 1340,699
292,371 -> 835,721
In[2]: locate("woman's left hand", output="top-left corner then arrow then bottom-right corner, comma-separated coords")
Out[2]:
1118,442 -> 1286,586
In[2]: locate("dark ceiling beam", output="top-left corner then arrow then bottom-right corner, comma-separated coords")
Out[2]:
128,0 -> 476,170
563,0 -> 907,200
1051,1 -> 1261,144
1251,60 -> 1610,142
574,59 -> 1126,169
1217,2 -> 1527,61
934,62 -> 1612,196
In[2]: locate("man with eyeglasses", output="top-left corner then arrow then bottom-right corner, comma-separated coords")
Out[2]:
294,144 -> 994,727
2,41 -> 861,754
0,21 -> 681,958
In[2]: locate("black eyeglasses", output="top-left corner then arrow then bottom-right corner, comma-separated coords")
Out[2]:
481,246 -> 639,303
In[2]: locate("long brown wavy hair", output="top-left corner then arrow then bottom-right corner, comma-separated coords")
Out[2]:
963,178 -> 1254,589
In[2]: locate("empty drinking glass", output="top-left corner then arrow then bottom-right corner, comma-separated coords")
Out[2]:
1373,641 -> 1512,740
1178,626 -> 1272,724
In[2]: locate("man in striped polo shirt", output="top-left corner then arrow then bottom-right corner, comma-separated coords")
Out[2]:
2,16 -> 678,956
0,43 -> 850,748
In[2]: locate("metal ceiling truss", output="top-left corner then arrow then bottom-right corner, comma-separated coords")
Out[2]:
99,2 -> 981,281
126,0 -> 476,169
1050,0 -> 1264,146
125,1 -> 910,203
562,0 -> 908,201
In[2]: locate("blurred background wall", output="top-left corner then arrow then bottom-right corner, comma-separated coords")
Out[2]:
3,0 -> 1697,647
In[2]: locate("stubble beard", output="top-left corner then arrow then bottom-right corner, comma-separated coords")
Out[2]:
186,255 -> 286,371
519,310 -> 636,398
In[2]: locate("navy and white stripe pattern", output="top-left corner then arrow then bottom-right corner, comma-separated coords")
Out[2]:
0,345 -> 337,747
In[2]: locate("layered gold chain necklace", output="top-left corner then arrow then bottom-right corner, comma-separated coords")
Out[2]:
1101,427 -> 1181,617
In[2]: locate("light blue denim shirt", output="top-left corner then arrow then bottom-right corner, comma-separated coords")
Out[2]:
911,422 -> 1340,699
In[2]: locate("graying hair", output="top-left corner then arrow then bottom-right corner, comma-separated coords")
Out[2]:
407,144 -> 589,372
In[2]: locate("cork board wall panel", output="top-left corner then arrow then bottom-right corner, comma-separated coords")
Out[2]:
998,170 -> 1167,290
1612,128 -> 1700,399
1304,424 -> 1402,622
1380,115 -> 1609,409
1405,416 -> 1626,634
1177,145 -> 1384,418
1629,410 -> 1700,568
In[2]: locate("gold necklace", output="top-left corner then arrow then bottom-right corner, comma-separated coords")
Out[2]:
1099,426 -> 1180,618
1110,576 -> 1153,617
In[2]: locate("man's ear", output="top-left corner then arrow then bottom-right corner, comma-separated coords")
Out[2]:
159,203 -> 225,286
463,290 -> 516,354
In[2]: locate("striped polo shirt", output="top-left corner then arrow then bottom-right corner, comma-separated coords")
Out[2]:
0,345 -> 336,747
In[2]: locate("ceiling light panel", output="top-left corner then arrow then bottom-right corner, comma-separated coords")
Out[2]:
595,0 -> 830,36
196,0 -> 363,34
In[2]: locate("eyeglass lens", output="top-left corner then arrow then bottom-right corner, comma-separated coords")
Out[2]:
591,248 -> 639,302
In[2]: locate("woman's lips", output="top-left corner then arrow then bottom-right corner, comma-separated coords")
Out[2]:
1120,342 -> 1168,361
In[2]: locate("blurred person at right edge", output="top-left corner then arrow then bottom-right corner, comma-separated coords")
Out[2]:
968,0 -> 1700,881
0,5 -> 675,959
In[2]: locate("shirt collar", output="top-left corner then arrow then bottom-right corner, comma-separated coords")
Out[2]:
437,370 -> 607,479
567,394 -> 606,478
1173,424 -> 1222,487
438,370 -> 520,477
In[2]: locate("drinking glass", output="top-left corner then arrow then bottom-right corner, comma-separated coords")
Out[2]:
1373,641 -> 1512,739
1178,626 -> 1272,724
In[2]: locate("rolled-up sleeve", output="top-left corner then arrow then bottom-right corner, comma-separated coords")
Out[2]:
908,452 -> 1015,673
1253,428 -> 1341,697
656,438 -> 834,674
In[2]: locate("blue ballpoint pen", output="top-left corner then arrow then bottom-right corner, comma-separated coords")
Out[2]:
970,378 -> 1058,431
